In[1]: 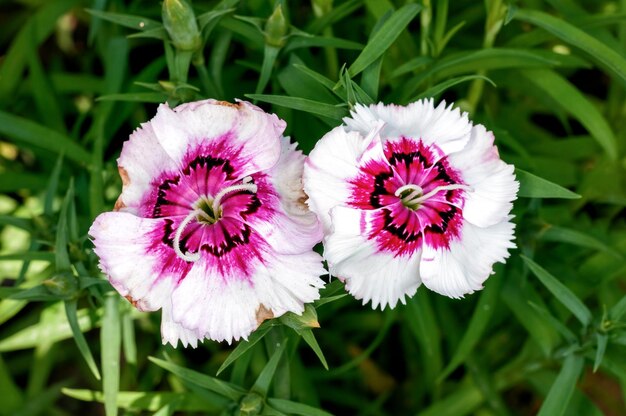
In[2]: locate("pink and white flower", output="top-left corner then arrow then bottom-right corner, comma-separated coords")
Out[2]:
303,100 -> 518,309
89,99 -> 325,346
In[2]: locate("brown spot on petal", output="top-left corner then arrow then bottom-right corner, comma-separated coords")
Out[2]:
124,294 -> 138,308
215,100 -> 242,109
113,197 -> 126,212
256,304 -> 274,325
118,166 -> 130,187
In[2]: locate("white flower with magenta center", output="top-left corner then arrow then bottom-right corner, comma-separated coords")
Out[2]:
303,100 -> 518,309
89,99 -> 325,346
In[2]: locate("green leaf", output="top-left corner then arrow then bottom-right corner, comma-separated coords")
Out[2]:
266,398 -> 334,416
413,75 -> 495,101
96,92 -> 168,103
8,285 -> 64,302
438,272 -> 502,381
148,357 -> 245,401
610,295 -> 626,321
537,354 -> 584,416
516,169 -> 581,199
62,389 -> 222,411
86,9 -> 162,31
348,4 -> 422,77
251,337 -> 288,397
528,302 -> 577,343
299,329 -> 328,370
216,323 -> 273,375
519,69 -> 618,161
539,225 -> 621,257
55,182 -> 74,272
285,35 -> 363,52
514,9 -> 626,88
44,154 -> 64,216
0,303 -> 102,351
0,111 -> 91,164
102,295 -> 121,416
65,299 -> 101,380
246,94 -> 348,120
521,256 -> 592,327
593,333 -> 608,372
0,252 -> 55,262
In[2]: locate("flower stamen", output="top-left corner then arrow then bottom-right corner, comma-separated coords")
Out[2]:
395,183 -> 472,210
173,177 -> 259,262
173,208 -> 203,262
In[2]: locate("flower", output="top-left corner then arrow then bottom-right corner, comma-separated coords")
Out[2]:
89,99 -> 325,346
303,100 -> 518,309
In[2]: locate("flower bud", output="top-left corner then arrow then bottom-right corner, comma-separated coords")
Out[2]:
264,5 -> 288,48
239,392 -> 264,416
162,0 -> 201,51
279,303 -> 320,331
43,272 -> 78,298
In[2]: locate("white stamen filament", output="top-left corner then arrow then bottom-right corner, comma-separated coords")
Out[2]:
211,176 -> 257,216
172,176 -> 259,262
173,208 -> 203,262
395,183 -> 473,207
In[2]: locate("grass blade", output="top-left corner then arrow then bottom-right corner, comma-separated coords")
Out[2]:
516,169 -> 581,199
348,4 -> 422,77
267,398 -> 334,416
521,256 -> 592,327
519,69 -> 618,160
300,329 -> 328,370
148,357 -> 245,401
216,323 -> 273,376
0,111 -> 90,164
537,354 -> 584,416
65,299 -> 101,380
102,295 -> 121,416
515,9 -> 626,88
246,94 -> 348,120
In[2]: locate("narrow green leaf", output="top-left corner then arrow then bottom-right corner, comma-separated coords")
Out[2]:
610,295 -> 626,321
44,154 -> 64,216
519,69 -> 618,160
540,225 -> 621,257
528,302 -> 577,342
102,295 -> 121,416
65,299 -> 101,380
293,64 -> 336,90
9,285 -> 64,302
285,36 -> 363,52
0,111 -> 90,164
514,9 -> 626,88
86,9 -> 162,31
0,216 -> 32,231
121,310 -> 137,366
348,4 -> 422,77
148,357 -> 245,401
537,354 -> 584,416
216,323 -> 273,375
246,94 -> 348,120
300,329 -> 328,370
439,272 -> 502,381
0,303 -> 102,351
390,56 -> 434,78
62,389 -> 222,411
55,181 -> 73,272
251,338 -> 288,397
593,333 -> 608,372
516,169 -> 581,199
255,45 -> 280,95
413,75 -> 495,101
0,252 -> 54,262
307,0 -> 361,34
96,92 -> 168,103
267,398 -> 334,416
521,256 -> 592,326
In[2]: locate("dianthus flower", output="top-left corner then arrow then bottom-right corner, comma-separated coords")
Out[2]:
303,100 -> 518,308
89,100 -> 325,345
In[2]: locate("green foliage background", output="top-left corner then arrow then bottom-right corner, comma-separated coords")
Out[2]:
1,0 -> 626,414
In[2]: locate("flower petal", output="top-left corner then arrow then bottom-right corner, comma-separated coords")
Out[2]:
116,122 -> 179,213
239,137 -> 323,254
303,125 -> 386,231
325,206 -> 422,309
150,100 -> 284,177
89,212 -> 177,312
170,251 -> 325,343
344,100 -> 472,154
449,125 -> 519,228
420,219 -> 516,298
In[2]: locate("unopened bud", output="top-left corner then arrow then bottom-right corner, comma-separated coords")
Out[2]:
162,0 -> 201,51
43,272 -> 78,298
239,392 -> 264,416
264,5 -> 288,48
279,304 -> 320,331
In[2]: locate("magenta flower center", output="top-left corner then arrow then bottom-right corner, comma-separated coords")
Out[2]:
348,137 -> 471,255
